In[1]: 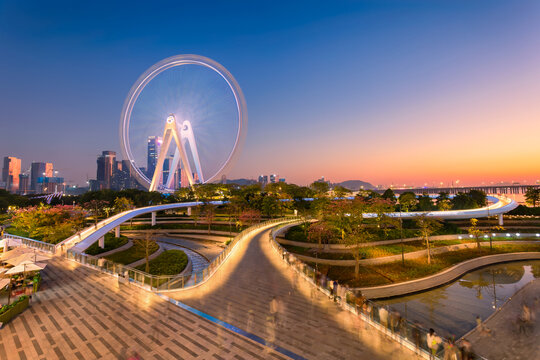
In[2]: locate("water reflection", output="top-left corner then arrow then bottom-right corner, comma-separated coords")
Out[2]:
377,260 -> 540,338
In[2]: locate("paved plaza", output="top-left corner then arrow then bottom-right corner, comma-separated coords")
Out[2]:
169,227 -> 420,360
0,257 -> 288,359
0,226 -> 423,360
467,278 -> 540,360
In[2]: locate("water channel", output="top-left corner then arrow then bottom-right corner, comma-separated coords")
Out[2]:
376,260 -> 540,338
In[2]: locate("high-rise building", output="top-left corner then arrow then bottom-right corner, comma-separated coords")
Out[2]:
37,176 -> 65,194
96,151 -> 116,190
258,175 -> 268,186
2,156 -> 21,193
147,136 -> 162,179
30,162 -> 53,193
18,174 -> 30,194
270,174 -> 277,184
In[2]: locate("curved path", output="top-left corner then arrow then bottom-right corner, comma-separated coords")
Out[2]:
166,226 -> 419,360
63,195 -> 516,255
356,252 -> 540,299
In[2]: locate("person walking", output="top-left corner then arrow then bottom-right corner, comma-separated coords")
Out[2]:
332,280 -> 339,301
426,328 -> 441,360
269,296 -> 279,325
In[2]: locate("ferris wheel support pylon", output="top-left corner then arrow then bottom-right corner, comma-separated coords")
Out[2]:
150,115 -> 201,191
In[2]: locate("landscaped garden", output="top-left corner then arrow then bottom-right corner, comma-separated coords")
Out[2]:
135,250 -> 188,275
105,239 -> 159,265
85,233 -> 129,255
311,244 -> 540,287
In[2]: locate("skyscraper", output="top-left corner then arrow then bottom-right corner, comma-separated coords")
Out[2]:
2,156 -> 21,193
147,136 -> 162,179
96,151 -> 116,190
30,162 -> 53,193
18,173 -> 30,194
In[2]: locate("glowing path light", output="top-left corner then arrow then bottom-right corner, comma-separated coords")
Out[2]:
120,54 -> 248,192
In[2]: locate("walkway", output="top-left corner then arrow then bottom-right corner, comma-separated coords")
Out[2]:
0,256 -> 286,360
466,278 -> 540,360
158,239 -> 210,273
168,227 -> 420,359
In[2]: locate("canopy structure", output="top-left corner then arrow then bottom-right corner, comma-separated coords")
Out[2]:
5,262 -> 46,275
4,252 -> 51,266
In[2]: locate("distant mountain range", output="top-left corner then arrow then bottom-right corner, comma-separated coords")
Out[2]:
333,180 -> 376,191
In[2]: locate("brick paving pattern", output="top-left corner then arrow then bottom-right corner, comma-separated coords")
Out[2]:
169,228 -> 421,360
0,257 -> 287,360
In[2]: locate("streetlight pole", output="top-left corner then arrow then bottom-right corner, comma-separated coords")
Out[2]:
399,202 -> 404,265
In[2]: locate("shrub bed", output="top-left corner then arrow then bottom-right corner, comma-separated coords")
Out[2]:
135,250 -> 188,275
85,233 -> 129,256
105,240 -> 159,265
316,244 -> 540,287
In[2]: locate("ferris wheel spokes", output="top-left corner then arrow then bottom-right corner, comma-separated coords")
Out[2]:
149,114 -> 204,191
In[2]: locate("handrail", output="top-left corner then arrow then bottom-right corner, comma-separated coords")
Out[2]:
65,216 -> 301,293
269,222 -> 446,360
2,233 -> 56,254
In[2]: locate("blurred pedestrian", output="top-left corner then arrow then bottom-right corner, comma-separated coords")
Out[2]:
426,328 -> 441,359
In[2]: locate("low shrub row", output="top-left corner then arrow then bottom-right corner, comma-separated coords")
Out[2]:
105,240 -> 159,265
135,250 -> 188,275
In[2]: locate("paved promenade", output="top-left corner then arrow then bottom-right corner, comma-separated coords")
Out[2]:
467,278 -> 540,360
0,257 -> 287,359
169,228 -> 420,360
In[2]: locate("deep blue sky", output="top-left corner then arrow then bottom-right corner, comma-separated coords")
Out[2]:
1,0 -> 539,186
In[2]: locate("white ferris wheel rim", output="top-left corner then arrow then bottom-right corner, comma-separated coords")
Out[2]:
119,54 -> 248,190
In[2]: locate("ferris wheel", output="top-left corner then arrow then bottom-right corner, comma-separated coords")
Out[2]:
119,54 -> 247,192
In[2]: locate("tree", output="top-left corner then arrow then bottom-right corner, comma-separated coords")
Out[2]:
468,218 -> 485,250
83,200 -> 110,226
310,181 -> 329,198
262,195 -> 280,218
525,188 -> 540,207
307,222 -> 333,250
113,197 -> 135,214
239,209 -> 261,227
415,215 -> 442,264
202,203 -> 216,235
369,198 -> 394,239
381,188 -> 397,204
133,233 -> 156,273
340,198 -> 373,279
398,192 -> 417,212
469,190 -> 487,207
451,192 -> 476,210
436,192 -> 451,211
417,194 -> 435,211
332,185 -> 351,199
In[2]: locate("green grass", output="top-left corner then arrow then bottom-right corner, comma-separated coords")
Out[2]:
105,240 -> 159,265
85,233 -> 129,256
316,244 -> 540,287
135,250 -> 188,275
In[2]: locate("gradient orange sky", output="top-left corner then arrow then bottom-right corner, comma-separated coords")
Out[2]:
1,1 -> 539,187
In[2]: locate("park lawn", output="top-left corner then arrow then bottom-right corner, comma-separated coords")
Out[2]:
317,243 -> 540,287
105,240 -> 159,265
85,234 -> 129,256
135,250 -> 188,275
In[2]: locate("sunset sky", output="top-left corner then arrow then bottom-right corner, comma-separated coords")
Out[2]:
1,0 -> 539,187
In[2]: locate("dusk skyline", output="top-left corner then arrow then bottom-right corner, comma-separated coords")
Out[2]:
1,0 -> 539,186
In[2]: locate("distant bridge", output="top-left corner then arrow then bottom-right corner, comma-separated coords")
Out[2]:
380,184 -> 539,195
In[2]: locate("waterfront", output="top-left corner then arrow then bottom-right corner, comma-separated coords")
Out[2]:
377,260 -> 540,338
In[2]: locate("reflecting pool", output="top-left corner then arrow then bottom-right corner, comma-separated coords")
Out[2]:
376,260 -> 540,338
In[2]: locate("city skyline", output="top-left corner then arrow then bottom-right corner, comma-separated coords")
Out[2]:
1,1 -> 540,186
